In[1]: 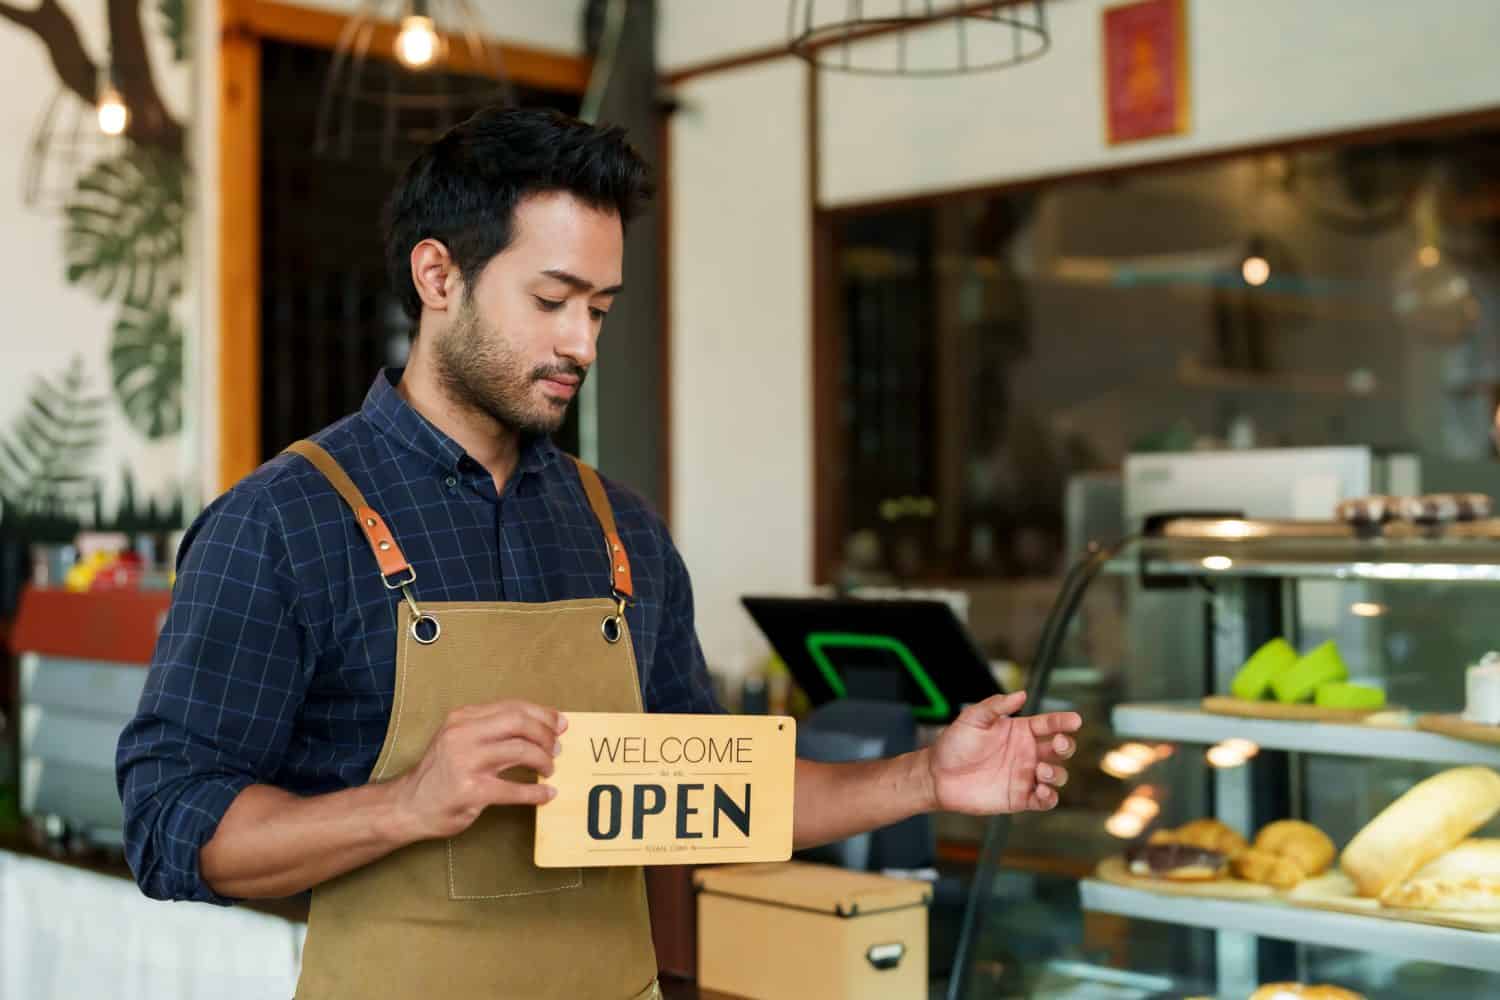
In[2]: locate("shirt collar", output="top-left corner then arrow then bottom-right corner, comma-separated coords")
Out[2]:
360,368 -> 562,477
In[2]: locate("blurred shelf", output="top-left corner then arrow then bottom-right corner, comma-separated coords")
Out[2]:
1112,701 -> 1500,766
1080,879 -> 1500,974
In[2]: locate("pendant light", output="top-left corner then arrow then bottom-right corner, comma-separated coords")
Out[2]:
316,0 -> 515,163
787,0 -> 1049,77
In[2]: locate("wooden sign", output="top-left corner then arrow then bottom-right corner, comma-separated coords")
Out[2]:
1102,0 -> 1189,145
535,713 -> 796,868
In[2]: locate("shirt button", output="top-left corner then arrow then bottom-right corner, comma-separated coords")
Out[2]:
445,476 -> 458,489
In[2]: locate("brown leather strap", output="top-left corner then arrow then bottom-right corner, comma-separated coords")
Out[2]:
284,440 -> 414,584
569,456 -> 634,600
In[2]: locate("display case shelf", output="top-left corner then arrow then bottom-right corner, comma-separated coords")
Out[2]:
1111,702 -> 1500,767
1080,879 -> 1500,975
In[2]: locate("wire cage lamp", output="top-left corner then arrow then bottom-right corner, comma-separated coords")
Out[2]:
23,87 -> 129,211
315,0 -> 516,163
786,0 -> 1049,77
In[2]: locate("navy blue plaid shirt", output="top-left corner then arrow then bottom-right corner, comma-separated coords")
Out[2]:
116,368 -> 721,904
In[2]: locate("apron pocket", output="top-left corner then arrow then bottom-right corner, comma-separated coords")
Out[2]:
446,804 -> 582,900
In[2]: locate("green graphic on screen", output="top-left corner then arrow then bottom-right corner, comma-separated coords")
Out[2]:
803,632 -> 951,722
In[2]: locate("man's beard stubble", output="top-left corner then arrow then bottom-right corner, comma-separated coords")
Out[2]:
432,296 -> 587,437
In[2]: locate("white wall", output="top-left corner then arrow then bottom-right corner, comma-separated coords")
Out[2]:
659,0 -> 786,72
669,59 -> 813,679
659,0 -> 1500,681
820,0 -> 1500,207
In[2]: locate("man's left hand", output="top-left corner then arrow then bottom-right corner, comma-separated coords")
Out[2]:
926,691 -> 1082,815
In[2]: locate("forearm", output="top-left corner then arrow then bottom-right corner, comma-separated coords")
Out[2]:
200,781 -> 416,899
792,751 -> 937,851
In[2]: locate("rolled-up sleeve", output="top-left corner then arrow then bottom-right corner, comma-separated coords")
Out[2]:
116,486 -> 310,904
643,536 -> 725,716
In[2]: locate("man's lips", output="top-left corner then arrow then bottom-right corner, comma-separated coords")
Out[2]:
539,374 -> 581,398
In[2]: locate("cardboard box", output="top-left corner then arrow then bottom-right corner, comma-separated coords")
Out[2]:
695,861 -> 931,1000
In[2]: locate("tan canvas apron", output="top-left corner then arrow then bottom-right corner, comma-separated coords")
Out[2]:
285,440 -> 660,1000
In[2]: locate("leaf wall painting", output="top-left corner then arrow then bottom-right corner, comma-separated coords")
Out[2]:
112,303 -> 184,439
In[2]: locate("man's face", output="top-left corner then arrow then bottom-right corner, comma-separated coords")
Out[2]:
432,191 -> 624,435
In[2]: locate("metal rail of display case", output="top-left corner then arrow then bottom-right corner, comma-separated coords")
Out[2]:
1079,880 -> 1500,975
1112,703 -> 1500,767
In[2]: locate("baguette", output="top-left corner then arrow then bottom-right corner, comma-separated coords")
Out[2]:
1340,767 -> 1500,899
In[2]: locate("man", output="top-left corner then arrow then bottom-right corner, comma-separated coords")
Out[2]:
117,108 -> 1081,999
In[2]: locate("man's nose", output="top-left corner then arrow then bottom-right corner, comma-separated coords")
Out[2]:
556,305 -> 598,368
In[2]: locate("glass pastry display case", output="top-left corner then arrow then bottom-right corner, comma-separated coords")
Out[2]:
949,519 -> 1500,1000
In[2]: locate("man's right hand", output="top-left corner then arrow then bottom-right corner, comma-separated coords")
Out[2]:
389,700 -> 567,841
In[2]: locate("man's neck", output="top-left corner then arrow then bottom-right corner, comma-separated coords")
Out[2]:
395,360 -> 521,491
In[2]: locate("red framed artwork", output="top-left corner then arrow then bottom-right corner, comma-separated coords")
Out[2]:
1103,0 -> 1189,144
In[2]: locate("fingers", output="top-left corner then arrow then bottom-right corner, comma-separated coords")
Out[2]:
1038,733 -> 1076,763
1026,782 -> 1059,811
1027,711 -> 1083,738
455,700 -> 568,735
475,738 -> 558,779
1036,762 -> 1068,789
487,777 -> 557,807
957,691 -> 1028,726
468,713 -> 565,758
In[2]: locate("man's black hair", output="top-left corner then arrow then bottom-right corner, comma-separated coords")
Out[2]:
384,106 -> 653,323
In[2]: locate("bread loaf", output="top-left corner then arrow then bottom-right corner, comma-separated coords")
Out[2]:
1380,838 -> 1500,910
1340,767 -> 1500,899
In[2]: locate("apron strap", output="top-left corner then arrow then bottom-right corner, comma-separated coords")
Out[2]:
282,439 -> 632,606
568,456 -> 635,601
282,440 -> 416,589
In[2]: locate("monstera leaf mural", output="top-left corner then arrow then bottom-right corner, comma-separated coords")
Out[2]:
112,303 -> 183,438
64,147 -> 185,312
158,0 -> 188,62
0,358 -> 106,518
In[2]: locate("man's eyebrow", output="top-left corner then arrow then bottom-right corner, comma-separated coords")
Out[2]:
541,268 -> 623,296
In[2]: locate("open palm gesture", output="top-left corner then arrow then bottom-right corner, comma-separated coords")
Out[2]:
929,691 -> 1082,814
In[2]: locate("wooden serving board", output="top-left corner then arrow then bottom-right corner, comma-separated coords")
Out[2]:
1201,695 -> 1389,723
1289,870 -> 1500,932
1095,856 -> 1275,900
1416,713 -> 1500,746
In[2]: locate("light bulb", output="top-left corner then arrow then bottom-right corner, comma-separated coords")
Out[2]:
98,85 -> 128,136
1419,245 -> 1441,269
395,15 -> 439,70
1241,255 -> 1270,287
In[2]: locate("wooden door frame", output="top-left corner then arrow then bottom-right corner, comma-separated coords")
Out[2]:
215,0 -> 592,491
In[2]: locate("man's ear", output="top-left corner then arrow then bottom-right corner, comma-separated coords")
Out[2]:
410,239 -> 460,312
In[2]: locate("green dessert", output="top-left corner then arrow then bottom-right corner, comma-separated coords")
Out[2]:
1313,682 -> 1385,710
1271,640 -> 1349,703
1231,637 -> 1299,700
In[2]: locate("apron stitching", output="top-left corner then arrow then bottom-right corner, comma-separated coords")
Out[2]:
445,836 -> 583,900
617,619 -> 646,713
371,607 -> 415,782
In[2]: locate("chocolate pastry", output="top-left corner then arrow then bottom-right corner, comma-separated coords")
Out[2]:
1126,841 -> 1228,882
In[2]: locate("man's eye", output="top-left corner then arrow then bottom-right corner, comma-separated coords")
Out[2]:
590,308 -> 609,322
534,297 -> 564,311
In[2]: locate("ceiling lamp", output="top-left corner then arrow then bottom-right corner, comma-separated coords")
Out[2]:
787,0 -> 1049,77
316,0 -> 514,163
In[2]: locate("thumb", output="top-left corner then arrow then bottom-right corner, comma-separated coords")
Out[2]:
957,690 -> 1027,727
